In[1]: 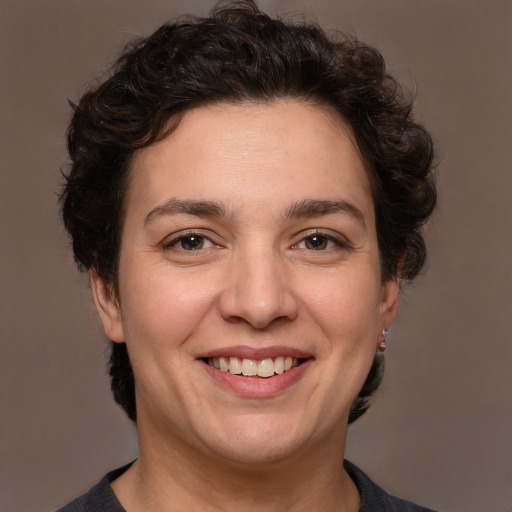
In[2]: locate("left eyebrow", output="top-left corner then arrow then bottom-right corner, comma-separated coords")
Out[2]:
283,199 -> 367,229
144,198 -> 227,225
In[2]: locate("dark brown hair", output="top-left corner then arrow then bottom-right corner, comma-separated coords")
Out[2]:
61,0 -> 436,424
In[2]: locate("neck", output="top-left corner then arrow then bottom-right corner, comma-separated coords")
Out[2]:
112,420 -> 360,512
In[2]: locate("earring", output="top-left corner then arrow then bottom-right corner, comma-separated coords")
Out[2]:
378,329 -> 388,352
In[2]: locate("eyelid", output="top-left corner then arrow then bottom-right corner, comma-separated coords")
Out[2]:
292,229 -> 351,249
161,229 -> 220,250
160,228 -> 350,250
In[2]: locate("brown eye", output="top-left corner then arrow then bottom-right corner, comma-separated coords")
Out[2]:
304,235 -> 329,250
179,235 -> 205,250
163,234 -> 213,251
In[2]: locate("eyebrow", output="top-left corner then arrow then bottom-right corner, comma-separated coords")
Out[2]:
284,199 -> 366,229
144,197 -> 366,229
144,198 -> 227,225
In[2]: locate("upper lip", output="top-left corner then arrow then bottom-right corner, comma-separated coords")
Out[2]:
197,345 -> 313,360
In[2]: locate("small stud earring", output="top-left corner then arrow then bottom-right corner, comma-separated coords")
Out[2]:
378,329 -> 388,352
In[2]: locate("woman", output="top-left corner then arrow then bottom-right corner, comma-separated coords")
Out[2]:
58,1 -> 437,510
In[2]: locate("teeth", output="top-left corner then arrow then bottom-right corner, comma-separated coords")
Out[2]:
228,357 -> 242,375
274,356 -> 284,374
219,356 -> 229,372
257,359 -> 275,378
208,356 -> 300,378
241,358 -> 257,376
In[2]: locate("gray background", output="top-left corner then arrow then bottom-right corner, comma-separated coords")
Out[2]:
1,1 -> 511,511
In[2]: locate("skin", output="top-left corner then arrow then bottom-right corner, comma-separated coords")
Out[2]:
91,100 -> 399,512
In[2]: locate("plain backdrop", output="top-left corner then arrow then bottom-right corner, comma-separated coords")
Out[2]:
1,1 -> 511,511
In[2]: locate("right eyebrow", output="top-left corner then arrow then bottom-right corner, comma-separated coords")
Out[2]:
144,198 -> 227,225
283,199 -> 367,229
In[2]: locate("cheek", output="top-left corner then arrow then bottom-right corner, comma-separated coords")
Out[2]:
118,263 -> 222,350
299,266 -> 381,341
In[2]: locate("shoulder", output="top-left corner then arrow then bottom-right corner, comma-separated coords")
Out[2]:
344,460 -> 438,512
55,462 -> 133,512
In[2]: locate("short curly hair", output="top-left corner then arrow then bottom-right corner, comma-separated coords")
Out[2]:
61,0 -> 436,424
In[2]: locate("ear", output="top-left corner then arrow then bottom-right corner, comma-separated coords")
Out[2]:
89,269 -> 125,343
379,275 -> 400,331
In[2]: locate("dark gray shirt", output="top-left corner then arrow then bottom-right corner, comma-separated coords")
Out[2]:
56,460 -> 437,511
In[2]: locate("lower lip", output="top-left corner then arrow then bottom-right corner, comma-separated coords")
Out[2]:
200,359 -> 313,398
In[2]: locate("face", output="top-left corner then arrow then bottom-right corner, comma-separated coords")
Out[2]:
92,101 -> 398,466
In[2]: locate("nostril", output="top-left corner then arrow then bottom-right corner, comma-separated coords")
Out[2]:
218,264 -> 299,328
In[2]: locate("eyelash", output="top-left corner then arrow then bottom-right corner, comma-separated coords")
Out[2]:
162,230 -> 349,253
162,232 -> 218,252
292,232 -> 350,251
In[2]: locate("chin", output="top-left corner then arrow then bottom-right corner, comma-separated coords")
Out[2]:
196,413 -> 318,467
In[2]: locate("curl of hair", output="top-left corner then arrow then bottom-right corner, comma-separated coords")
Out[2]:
61,0 -> 436,424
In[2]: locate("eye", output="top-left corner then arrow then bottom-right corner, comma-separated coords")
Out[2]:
164,234 -> 214,251
303,234 -> 329,250
297,234 -> 338,251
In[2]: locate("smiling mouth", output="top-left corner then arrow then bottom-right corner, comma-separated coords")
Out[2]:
205,356 -> 303,378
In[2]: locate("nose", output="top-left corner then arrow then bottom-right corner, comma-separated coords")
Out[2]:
218,247 -> 299,329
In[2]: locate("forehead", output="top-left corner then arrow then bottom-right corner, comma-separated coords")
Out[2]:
126,100 -> 373,220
